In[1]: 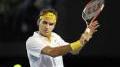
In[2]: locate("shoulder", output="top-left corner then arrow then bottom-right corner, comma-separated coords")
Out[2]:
26,32 -> 38,42
52,32 -> 61,38
52,32 -> 64,40
26,32 -> 43,47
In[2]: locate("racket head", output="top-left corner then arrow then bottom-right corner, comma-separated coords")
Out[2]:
82,0 -> 105,25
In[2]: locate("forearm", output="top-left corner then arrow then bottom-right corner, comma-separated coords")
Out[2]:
70,30 -> 93,54
70,38 -> 86,54
41,45 -> 72,57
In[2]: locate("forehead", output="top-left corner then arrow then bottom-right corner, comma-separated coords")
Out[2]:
41,19 -> 56,24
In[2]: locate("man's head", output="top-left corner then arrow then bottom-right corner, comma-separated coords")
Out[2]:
37,8 -> 58,38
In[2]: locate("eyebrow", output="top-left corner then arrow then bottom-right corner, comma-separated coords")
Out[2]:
42,21 -> 55,25
49,23 -> 54,25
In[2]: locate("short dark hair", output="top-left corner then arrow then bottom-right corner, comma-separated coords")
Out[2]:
37,8 -> 58,25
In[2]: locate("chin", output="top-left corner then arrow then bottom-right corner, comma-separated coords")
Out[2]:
44,33 -> 50,37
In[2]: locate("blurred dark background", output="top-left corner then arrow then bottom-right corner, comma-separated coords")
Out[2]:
0,0 -> 120,67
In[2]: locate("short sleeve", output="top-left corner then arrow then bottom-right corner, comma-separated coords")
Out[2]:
26,37 -> 47,58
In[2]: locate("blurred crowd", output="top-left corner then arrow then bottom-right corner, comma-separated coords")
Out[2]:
0,0 -> 59,41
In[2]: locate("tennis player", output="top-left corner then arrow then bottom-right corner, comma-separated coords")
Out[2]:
26,8 -> 99,67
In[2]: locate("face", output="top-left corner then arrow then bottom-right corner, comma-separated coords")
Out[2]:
38,18 -> 56,37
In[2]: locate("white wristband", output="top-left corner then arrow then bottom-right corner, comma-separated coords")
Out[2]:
86,28 -> 90,33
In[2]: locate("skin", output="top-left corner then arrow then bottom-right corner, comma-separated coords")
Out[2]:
38,13 -> 99,57
39,18 -> 56,40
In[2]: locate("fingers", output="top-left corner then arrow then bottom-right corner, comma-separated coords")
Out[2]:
87,20 -> 100,35
89,21 -> 99,28
90,16 -> 97,23
91,24 -> 100,30
90,20 -> 98,27
94,24 -> 100,29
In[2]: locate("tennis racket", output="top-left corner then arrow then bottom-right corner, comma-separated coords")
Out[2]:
82,0 -> 105,26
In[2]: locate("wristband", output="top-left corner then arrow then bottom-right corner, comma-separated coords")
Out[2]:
70,40 -> 81,51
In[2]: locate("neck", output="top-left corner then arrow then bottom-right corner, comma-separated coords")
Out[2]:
39,31 -> 51,41
47,35 -> 51,41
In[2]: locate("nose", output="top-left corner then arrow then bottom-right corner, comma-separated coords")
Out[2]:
45,24 -> 50,29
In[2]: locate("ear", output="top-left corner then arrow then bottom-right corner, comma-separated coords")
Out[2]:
37,19 -> 41,26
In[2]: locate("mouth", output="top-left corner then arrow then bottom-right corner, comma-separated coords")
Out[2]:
44,30 -> 49,33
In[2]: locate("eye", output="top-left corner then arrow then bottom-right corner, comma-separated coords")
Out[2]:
49,23 -> 54,26
42,21 -> 48,24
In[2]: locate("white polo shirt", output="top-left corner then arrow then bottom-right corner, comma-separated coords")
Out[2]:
26,32 -> 69,67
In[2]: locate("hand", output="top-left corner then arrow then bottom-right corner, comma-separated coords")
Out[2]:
81,19 -> 99,42
79,17 -> 99,47
85,20 -> 99,40
87,18 -> 100,34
